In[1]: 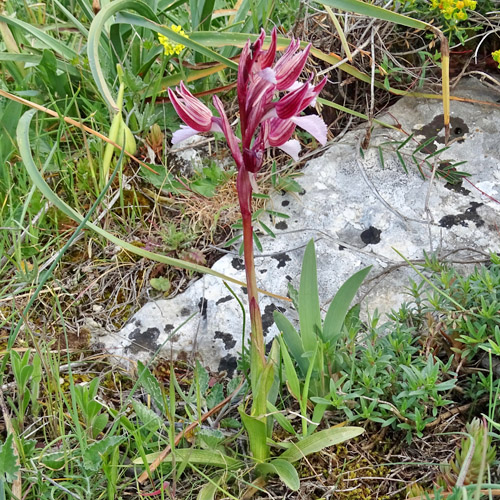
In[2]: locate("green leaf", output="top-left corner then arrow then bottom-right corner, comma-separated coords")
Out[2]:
190,178 -> 217,197
279,426 -> 364,463
0,434 -> 19,482
83,436 -> 124,472
267,401 -> 296,435
137,361 -> 165,413
278,336 -> 301,401
150,277 -> 171,292
273,311 -> 307,376
197,474 -> 223,500
258,459 -> 300,491
206,383 -> 224,409
239,408 -> 269,462
39,451 -> 66,470
91,413 -> 109,439
320,0 -> 428,29
134,449 -> 241,469
131,400 -> 163,432
299,240 -> 322,355
323,266 -> 371,343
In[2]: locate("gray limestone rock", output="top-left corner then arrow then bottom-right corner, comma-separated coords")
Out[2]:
93,78 -> 500,372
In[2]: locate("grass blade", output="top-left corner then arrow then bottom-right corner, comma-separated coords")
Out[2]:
87,0 -> 159,109
0,14 -> 78,60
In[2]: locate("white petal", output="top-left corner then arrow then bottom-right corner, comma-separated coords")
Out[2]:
258,67 -> 277,84
292,115 -> 328,146
172,125 -> 201,145
209,122 -> 224,134
287,81 -> 302,92
279,139 -> 301,161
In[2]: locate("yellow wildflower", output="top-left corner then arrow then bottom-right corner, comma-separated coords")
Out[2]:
463,0 -> 476,9
455,1 -> 464,8
158,25 -> 187,57
492,50 -> 500,68
454,9 -> 467,19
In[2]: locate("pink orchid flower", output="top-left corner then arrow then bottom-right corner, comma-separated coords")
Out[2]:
168,28 -> 327,214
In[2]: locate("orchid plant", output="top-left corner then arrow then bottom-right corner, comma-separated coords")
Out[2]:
168,28 -> 327,462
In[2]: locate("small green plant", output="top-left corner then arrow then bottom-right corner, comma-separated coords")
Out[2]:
439,418 -> 496,488
9,349 -> 42,432
73,377 -> 109,439
401,0 -> 479,44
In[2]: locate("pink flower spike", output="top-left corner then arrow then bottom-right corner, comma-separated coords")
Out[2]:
292,114 -> 328,145
258,27 -> 277,69
275,42 -> 311,91
168,84 -> 213,132
275,77 -> 312,119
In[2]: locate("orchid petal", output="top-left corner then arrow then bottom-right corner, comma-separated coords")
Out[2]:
275,77 -> 312,119
258,67 -> 277,84
172,125 -> 201,145
268,118 -> 296,146
212,95 -> 243,168
275,43 -> 311,91
292,114 -> 328,145
168,85 -> 213,132
278,139 -> 301,161
259,27 -> 277,69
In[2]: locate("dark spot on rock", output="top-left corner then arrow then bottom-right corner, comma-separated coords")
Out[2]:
198,298 -> 208,320
133,319 -> 142,328
262,303 -> 286,336
360,226 -> 382,245
275,221 -> 288,230
272,252 -> 291,269
218,354 -> 237,376
242,287 -> 248,295
339,245 -> 346,251
439,202 -> 484,229
282,200 -> 290,207
299,188 -> 306,196
216,295 -> 233,305
444,181 -> 471,196
180,307 -> 191,317
416,115 -> 469,153
215,331 -> 236,350
165,324 -> 178,342
285,275 -> 292,281
127,327 -> 160,354
231,258 -> 245,271
259,268 -> 267,274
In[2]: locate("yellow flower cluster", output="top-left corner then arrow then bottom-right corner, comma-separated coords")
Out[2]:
493,50 -> 500,68
431,0 -> 476,21
158,25 -> 187,57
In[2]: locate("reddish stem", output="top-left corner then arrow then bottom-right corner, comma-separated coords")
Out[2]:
241,196 -> 266,367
